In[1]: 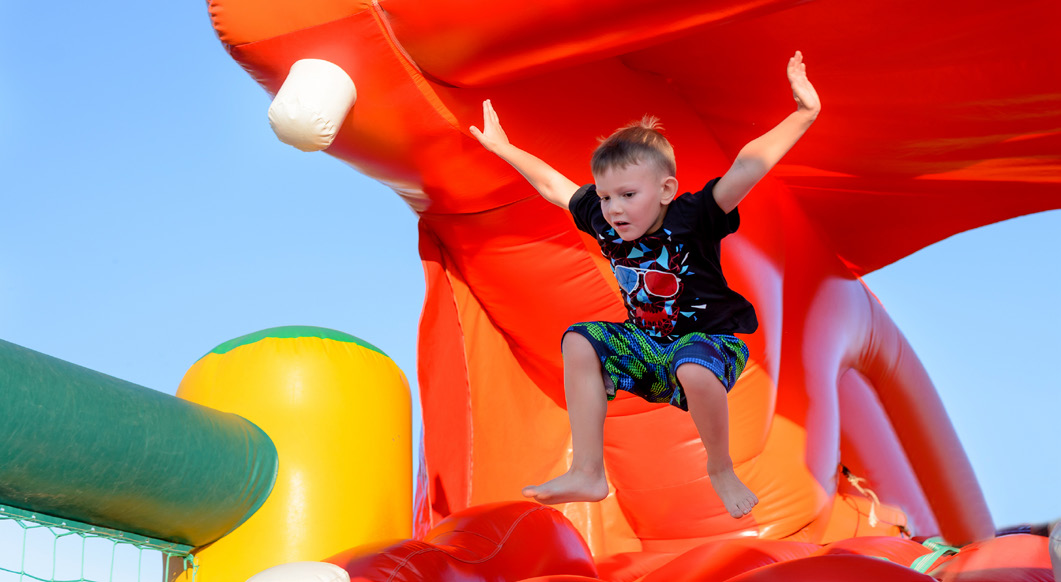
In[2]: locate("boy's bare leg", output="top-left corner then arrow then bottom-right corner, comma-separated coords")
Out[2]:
522,332 -> 610,504
677,363 -> 758,518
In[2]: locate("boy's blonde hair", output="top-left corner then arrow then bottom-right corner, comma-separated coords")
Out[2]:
591,115 -> 676,178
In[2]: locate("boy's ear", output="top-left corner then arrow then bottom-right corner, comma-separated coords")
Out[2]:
660,176 -> 679,205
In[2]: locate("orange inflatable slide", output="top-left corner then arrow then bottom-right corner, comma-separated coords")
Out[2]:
207,0 -> 1061,579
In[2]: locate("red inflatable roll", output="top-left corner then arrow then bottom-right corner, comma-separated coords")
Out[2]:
329,502 -> 597,581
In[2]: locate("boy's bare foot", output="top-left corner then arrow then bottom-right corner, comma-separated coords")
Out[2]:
522,467 -> 608,505
709,466 -> 758,518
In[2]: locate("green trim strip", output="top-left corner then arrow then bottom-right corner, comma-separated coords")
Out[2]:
204,326 -> 387,359
0,504 -> 193,555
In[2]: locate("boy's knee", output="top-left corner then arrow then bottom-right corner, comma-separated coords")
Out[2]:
676,363 -> 725,395
562,331 -> 597,364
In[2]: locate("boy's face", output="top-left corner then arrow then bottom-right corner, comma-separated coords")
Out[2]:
594,159 -> 678,241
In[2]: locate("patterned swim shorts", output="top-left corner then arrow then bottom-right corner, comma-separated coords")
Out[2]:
565,321 -> 749,411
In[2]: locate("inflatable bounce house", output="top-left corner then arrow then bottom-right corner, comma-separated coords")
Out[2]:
1,0 -> 1059,580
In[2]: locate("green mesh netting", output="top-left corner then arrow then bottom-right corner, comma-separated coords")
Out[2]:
0,505 -> 195,582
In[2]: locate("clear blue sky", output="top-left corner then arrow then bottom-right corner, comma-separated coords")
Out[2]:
1,0 -> 1057,565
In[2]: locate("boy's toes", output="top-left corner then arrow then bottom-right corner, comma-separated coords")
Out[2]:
744,494 -> 760,514
523,484 -> 560,502
726,492 -> 758,518
710,468 -> 758,519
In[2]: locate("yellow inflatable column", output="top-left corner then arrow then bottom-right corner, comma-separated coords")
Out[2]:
175,326 -> 412,581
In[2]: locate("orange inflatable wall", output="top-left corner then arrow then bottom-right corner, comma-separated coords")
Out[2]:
207,0 -> 1061,569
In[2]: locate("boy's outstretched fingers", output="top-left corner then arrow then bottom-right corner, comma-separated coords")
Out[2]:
469,99 -> 510,153
788,50 -> 804,71
787,50 -> 821,116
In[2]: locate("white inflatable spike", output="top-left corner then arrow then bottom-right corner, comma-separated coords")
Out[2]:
268,59 -> 357,152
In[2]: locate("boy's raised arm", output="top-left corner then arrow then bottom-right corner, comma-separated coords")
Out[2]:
471,100 -> 580,209
714,51 -> 821,214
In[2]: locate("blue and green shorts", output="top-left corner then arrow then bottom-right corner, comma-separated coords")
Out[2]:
565,321 -> 749,411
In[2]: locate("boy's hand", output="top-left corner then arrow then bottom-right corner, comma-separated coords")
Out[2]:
788,51 -> 821,118
470,99 -> 511,153
467,98 -> 579,208
714,51 -> 820,213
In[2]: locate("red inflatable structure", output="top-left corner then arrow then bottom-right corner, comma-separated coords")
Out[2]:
207,0 -> 1060,579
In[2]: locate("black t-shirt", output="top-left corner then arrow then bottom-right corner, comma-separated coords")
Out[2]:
569,178 -> 758,340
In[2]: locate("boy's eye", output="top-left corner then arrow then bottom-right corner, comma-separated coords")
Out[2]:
623,191 -> 635,197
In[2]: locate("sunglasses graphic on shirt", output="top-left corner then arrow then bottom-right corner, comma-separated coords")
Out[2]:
614,265 -> 680,298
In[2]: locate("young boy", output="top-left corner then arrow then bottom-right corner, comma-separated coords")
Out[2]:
471,51 -> 820,518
